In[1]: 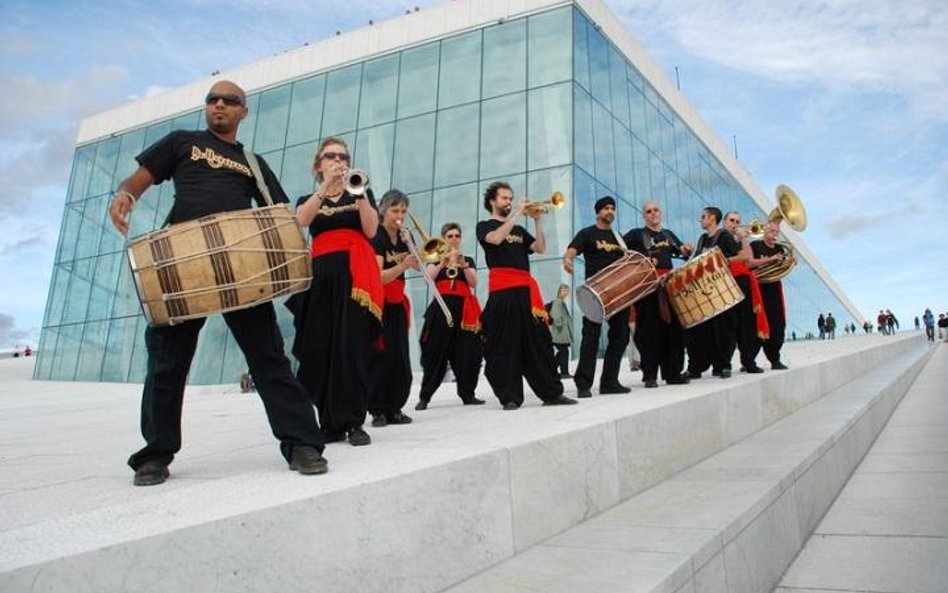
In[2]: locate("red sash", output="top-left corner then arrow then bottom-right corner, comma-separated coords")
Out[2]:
436,279 -> 482,333
311,229 -> 383,322
729,261 -> 770,339
383,278 -> 411,329
488,267 -> 548,322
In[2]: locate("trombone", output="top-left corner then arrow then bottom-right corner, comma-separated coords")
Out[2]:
522,191 -> 565,216
397,213 -> 454,327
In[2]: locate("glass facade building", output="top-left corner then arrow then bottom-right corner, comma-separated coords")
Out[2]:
35,2 -> 862,384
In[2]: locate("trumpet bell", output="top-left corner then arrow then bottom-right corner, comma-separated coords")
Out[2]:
773,185 -> 807,232
345,169 -> 369,196
523,191 -> 567,216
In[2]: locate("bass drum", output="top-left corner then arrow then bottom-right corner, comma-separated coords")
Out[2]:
664,247 -> 744,328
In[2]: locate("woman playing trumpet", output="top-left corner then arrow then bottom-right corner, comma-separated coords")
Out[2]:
288,136 -> 380,447
415,222 -> 484,410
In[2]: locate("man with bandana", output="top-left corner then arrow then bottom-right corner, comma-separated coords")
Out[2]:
562,196 -> 632,398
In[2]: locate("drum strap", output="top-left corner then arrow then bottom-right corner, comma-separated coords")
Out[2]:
242,148 -> 274,207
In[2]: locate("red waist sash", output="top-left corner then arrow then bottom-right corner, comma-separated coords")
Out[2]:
383,278 -> 411,329
729,261 -> 770,339
488,268 -> 547,322
311,229 -> 383,322
436,279 -> 482,333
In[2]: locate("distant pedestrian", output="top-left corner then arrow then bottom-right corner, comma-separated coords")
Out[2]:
548,283 -> 573,378
915,316 -> 921,331
817,313 -> 826,340
922,309 -> 935,342
825,313 -> 837,339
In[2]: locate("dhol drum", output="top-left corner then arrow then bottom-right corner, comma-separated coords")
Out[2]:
575,251 -> 659,324
664,247 -> 744,328
127,205 -> 312,326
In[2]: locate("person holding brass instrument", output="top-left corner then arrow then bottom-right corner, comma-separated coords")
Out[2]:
623,201 -> 693,388
290,136 -> 380,447
369,190 -> 418,427
415,222 -> 485,410
723,211 -> 767,374
476,182 -> 577,410
562,196 -> 631,397
109,81 -> 328,485
685,207 -> 741,379
750,221 -> 789,369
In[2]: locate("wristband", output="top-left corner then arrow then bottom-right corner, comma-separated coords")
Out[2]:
116,189 -> 137,204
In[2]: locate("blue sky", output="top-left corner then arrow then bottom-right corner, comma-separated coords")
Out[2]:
1,0 -> 946,348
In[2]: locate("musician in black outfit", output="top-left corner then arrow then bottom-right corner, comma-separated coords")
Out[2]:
291,136 -> 381,447
685,207 -> 741,379
723,211 -> 765,374
750,221 -> 790,369
476,181 -> 577,410
562,196 -> 631,398
623,201 -> 693,388
416,222 -> 484,410
109,80 -> 328,486
369,190 -> 418,427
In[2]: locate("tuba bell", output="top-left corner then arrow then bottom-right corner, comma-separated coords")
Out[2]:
753,184 -> 807,283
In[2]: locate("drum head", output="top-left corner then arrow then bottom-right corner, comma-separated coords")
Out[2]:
575,284 -> 605,324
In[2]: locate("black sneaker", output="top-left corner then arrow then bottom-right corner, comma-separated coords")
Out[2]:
415,399 -> 429,411
600,383 -> 632,394
348,426 -> 371,446
503,401 -> 521,410
666,375 -> 690,385
643,380 -> 658,388
371,415 -> 388,427
771,362 -> 789,370
542,395 -> 578,406
576,387 -> 592,399
744,365 -> 765,374
686,370 -> 702,380
133,461 -> 169,487
719,369 -> 732,378
387,411 -> 413,425
289,446 -> 328,475
463,397 -> 486,405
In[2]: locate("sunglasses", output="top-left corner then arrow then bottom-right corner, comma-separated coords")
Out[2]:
445,233 -> 461,238
320,151 -> 351,162
644,208 -> 661,213
205,93 -> 245,107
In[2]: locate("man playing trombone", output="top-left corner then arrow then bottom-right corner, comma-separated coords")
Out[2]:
476,182 -> 578,410
415,222 -> 485,410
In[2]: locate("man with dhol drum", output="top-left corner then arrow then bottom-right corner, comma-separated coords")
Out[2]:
563,196 -> 632,398
109,81 -> 328,486
623,201 -> 693,388
685,207 -> 743,379
722,212 -> 767,374
750,222 -> 790,369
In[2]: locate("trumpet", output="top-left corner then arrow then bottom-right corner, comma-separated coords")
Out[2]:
522,191 -> 565,216
345,169 -> 369,196
444,252 -> 464,279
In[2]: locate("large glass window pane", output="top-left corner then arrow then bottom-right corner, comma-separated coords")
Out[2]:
434,103 -> 479,188
628,84 -> 647,142
632,137 -> 651,203
609,45 -> 629,124
236,94 -> 260,147
33,327 -> 58,380
592,102 -> 616,192
479,92 -> 526,180
392,114 -> 435,193
100,316 -> 139,383
321,64 -> 362,135
483,19 -> 526,99
573,166 -> 598,233
86,252 -> 122,322
286,75 -> 326,146
281,141 -> 318,200
74,194 -> 109,260
587,27 -> 611,111
112,261 -> 142,318
432,183 -> 480,259
359,54 -> 399,128
438,31 -> 481,108
56,204 -> 83,262
75,320 -> 109,380
172,110 -> 201,132
398,43 -> 439,118
574,87 -> 595,176
44,264 -> 71,327
67,145 -> 96,203
114,129 -> 146,184
649,154 -> 667,203
127,319 -> 148,383
645,101 -> 662,154
61,257 -> 93,324
527,166 -> 572,258
354,123 -> 395,196
573,9 -> 590,92
50,323 -> 82,380
528,7 -> 572,88
145,120 -> 173,147
254,85 -> 292,154
87,137 -> 120,197
528,83 -> 572,171
614,122 -> 635,201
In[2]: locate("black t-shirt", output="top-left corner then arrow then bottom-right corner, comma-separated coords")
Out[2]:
476,219 -> 535,271
567,226 -> 625,279
434,256 -> 476,284
136,129 -> 287,223
372,226 -> 410,281
297,190 -> 378,239
696,229 -> 740,258
623,227 -> 686,271
750,240 -> 783,259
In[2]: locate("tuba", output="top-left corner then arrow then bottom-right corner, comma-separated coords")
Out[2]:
754,185 -> 807,283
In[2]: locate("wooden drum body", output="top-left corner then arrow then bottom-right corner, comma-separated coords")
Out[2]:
664,247 -> 743,328
127,205 -> 312,326
575,252 -> 659,324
